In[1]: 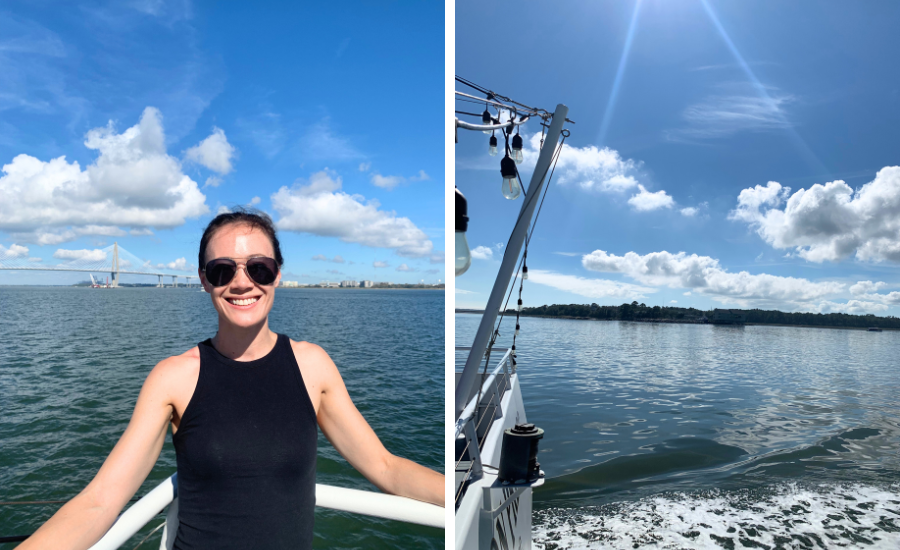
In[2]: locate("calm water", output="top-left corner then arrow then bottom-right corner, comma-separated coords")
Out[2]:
457,314 -> 900,549
0,287 -> 443,549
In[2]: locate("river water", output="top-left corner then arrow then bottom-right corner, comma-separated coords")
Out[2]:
0,287 -> 443,549
457,314 -> 900,549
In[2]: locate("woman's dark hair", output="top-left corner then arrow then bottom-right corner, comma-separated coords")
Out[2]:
198,208 -> 284,268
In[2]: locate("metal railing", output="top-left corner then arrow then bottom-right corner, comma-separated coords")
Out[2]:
454,347 -> 516,507
454,347 -> 515,439
87,475 -> 443,550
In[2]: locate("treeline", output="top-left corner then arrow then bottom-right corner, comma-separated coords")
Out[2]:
513,302 -> 900,330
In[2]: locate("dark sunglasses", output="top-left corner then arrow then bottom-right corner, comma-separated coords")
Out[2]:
203,257 -> 279,287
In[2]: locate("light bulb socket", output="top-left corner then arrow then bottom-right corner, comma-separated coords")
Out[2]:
455,187 -> 469,232
500,155 -> 518,180
482,109 -> 492,125
511,133 -> 524,152
489,135 -> 498,148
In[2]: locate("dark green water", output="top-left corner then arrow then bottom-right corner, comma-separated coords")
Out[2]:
1,287 -> 443,549
457,314 -> 900,548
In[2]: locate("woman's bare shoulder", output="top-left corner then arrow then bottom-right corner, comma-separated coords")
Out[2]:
150,347 -> 201,384
288,339 -> 340,377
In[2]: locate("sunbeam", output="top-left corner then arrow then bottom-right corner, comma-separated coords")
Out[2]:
597,0 -> 643,147
699,0 -> 829,176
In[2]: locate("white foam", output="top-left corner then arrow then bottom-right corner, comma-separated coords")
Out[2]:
534,484 -> 900,549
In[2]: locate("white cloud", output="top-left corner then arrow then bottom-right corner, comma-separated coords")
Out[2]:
582,249 -> 844,308
847,280 -> 900,305
0,107 -> 208,244
0,243 -> 29,258
359,162 -> 371,172
680,207 -> 698,217
249,196 -> 261,206
456,288 -> 475,295
670,300 -> 678,304
396,263 -> 416,272
53,248 -> 107,262
667,90 -> 793,141
371,170 -> 430,190
272,170 -> 435,258
332,255 -> 345,264
850,280 -> 886,296
808,300 -> 889,315
204,176 -> 222,188
523,133 -> 641,193
371,173 -> 404,190
295,118 -> 364,162
157,257 -> 189,271
184,127 -> 236,175
217,205 -> 231,215
470,246 -> 494,260
628,185 -> 674,212
28,257 -> 42,262
730,167 -> 900,263
312,254 -> 328,261
683,291 -> 692,296
529,269 -> 655,301
373,260 -> 389,268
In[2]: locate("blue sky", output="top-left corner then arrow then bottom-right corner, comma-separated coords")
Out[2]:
0,1 -> 444,285
455,0 -> 900,315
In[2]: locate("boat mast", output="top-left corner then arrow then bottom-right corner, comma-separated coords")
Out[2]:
455,103 -> 569,419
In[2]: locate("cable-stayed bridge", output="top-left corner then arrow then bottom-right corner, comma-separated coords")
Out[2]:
0,243 -> 198,287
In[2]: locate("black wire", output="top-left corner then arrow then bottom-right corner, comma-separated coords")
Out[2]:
487,129 -> 567,353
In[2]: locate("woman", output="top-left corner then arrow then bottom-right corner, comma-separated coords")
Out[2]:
20,210 -> 444,549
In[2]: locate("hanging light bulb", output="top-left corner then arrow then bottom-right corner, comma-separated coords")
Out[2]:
517,298 -> 523,312
511,133 -> 524,164
522,265 -> 529,280
489,133 -> 498,156
455,187 -> 471,277
515,323 -> 520,337
500,154 -> 521,200
482,109 -> 492,134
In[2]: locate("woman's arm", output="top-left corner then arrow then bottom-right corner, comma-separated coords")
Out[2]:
302,343 -> 444,507
18,356 -> 182,549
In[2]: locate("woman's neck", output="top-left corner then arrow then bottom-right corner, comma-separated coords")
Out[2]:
212,320 -> 278,361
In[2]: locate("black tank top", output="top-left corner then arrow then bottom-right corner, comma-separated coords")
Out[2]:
172,333 -> 317,550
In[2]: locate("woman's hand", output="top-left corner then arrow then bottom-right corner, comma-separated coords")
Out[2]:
19,355 -> 187,549
295,342 -> 445,507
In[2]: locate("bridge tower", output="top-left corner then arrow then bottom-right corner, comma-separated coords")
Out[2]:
110,242 -> 120,288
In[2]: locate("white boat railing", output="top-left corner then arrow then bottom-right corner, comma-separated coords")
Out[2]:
454,347 -> 515,439
87,474 -> 443,550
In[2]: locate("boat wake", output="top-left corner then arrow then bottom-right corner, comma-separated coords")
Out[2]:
533,483 -> 900,549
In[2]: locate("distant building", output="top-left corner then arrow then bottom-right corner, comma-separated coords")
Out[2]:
340,280 -> 359,288
281,280 -> 299,287
321,281 -> 339,288
361,280 -> 374,288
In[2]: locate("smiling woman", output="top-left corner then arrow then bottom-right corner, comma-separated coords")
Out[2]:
17,208 -> 444,550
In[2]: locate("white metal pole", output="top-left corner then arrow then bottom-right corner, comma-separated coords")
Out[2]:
455,104 -> 569,419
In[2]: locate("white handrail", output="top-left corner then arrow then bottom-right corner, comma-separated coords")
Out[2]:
316,484 -> 444,528
87,475 -> 444,549
88,476 -> 175,550
454,348 -> 513,439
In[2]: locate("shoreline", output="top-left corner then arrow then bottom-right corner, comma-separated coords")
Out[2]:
455,310 -> 898,332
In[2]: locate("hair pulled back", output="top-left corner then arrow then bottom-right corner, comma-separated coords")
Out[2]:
198,207 -> 284,268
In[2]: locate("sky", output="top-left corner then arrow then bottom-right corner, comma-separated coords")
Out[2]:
455,0 -> 900,316
0,1 -> 444,286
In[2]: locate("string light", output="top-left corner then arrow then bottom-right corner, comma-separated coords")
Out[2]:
489,133 -> 498,156
455,187 -> 471,276
500,154 -> 521,200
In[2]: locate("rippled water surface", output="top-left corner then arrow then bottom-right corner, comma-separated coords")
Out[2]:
1,288 -> 443,549
457,314 -> 900,548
